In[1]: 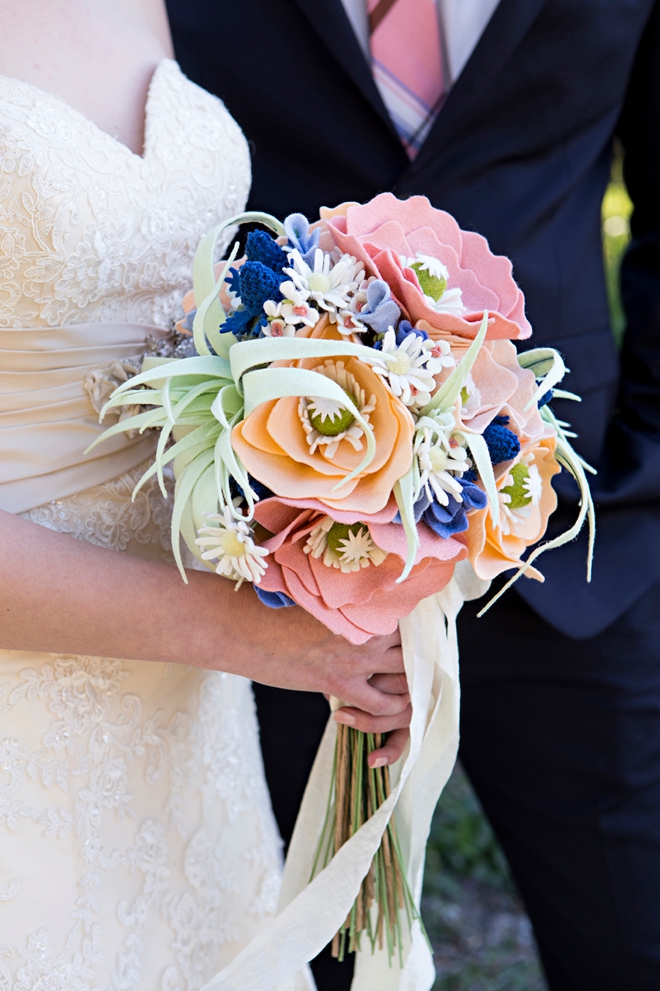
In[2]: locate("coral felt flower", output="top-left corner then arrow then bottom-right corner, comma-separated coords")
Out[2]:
466,433 -> 561,581
327,193 -> 531,341
231,349 -> 415,515
253,498 -> 466,643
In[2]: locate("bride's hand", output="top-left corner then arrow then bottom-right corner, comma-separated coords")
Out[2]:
0,510 -> 409,769
333,673 -> 411,769
227,588 -> 411,767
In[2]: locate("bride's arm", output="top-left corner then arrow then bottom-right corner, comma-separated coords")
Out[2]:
0,510 -> 410,762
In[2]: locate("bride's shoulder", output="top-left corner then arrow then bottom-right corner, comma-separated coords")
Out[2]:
152,59 -> 248,154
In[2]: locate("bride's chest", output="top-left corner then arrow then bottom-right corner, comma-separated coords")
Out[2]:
0,60 -> 251,328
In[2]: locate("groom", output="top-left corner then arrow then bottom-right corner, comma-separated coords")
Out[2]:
166,1 -> 660,989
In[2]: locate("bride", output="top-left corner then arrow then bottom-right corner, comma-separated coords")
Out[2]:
0,0 -> 412,985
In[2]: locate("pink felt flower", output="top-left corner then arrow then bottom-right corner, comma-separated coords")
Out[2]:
453,339 -> 545,440
327,193 -> 531,341
253,498 -> 467,644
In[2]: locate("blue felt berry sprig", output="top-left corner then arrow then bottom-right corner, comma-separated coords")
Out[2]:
245,229 -> 288,273
483,415 -> 521,465
223,260 -> 284,339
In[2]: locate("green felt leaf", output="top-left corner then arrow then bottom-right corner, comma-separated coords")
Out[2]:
420,311 -> 489,416
393,468 -> 419,583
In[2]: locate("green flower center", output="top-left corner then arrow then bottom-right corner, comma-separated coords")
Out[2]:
500,463 -> 532,510
327,522 -> 367,555
411,262 -> 447,302
460,385 -> 469,405
308,392 -> 357,436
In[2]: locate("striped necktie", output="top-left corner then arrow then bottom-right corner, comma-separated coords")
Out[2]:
367,0 -> 446,159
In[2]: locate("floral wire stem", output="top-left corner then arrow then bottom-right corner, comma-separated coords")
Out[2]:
313,725 -> 422,964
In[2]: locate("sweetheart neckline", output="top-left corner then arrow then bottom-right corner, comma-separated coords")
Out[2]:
0,57 -> 174,162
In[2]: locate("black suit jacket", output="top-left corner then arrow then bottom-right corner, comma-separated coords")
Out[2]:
167,0 -> 660,638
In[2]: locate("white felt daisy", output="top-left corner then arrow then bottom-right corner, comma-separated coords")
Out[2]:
196,508 -> 268,586
414,411 -> 471,505
365,328 -> 447,407
283,248 -> 365,315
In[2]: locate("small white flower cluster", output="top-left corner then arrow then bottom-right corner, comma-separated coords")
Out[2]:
196,506 -> 268,587
415,411 -> 471,506
263,248 -> 366,337
365,328 -> 454,408
304,517 -> 386,573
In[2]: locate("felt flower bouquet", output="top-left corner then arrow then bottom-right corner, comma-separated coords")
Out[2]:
95,193 -> 594,963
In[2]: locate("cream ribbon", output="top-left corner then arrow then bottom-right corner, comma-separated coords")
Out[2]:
200,562 -> 488,991
0,323 -> 167,513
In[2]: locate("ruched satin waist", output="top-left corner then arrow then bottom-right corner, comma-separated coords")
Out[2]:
0,322 -> 167,514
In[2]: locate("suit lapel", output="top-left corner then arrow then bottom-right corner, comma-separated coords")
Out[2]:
414,0 -> 550,166
290,0 -> 396,131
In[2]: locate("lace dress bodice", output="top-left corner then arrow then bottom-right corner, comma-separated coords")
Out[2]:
0,61 -> 285,991
0,58 -> 249,330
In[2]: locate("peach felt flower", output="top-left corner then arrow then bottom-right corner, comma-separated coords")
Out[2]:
253,498 -> 467,643
466,433 -> 561,581
328,193 -> 531,341
231,343 -> 414,515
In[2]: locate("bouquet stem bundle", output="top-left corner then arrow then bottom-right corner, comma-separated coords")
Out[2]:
312,725 -> 418,964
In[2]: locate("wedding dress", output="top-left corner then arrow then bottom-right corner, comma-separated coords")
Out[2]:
0,59 -> 285,989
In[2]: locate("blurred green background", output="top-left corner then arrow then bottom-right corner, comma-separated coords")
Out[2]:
421,162 -> 633,990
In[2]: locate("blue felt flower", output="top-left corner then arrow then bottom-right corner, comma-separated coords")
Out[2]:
417,475 -> 488,539
246,230 -> 288,273
483,415 -> 520,465
229,474 -> 275,506
284,213 -> 320,267
394,473 -> 487,539
356,280 -> 401,335
255,587 -> 296,609
373,318 -> 428,349
538,389 -> 553,408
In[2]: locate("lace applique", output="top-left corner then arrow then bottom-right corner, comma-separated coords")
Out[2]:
0,59 -> 283,988
0,654 -> 282,990
0,59 -> 250,331
20,461 -> 175,562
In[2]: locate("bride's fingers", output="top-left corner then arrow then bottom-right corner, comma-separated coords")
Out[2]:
368,728 -> 410,768
334,678 -> 410,717
333,702 -> 411,735
367,672 -> 408,696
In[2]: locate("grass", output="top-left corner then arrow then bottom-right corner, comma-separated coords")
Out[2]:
422,763 -> 546,991
421,163 -> 632,990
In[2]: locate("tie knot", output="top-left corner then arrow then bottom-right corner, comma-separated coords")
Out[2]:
367,0 -> 446,158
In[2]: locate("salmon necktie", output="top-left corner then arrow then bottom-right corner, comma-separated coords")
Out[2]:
367,0 -> 446,159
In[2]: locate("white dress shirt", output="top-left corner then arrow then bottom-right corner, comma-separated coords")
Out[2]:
340,0 -> 500,84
